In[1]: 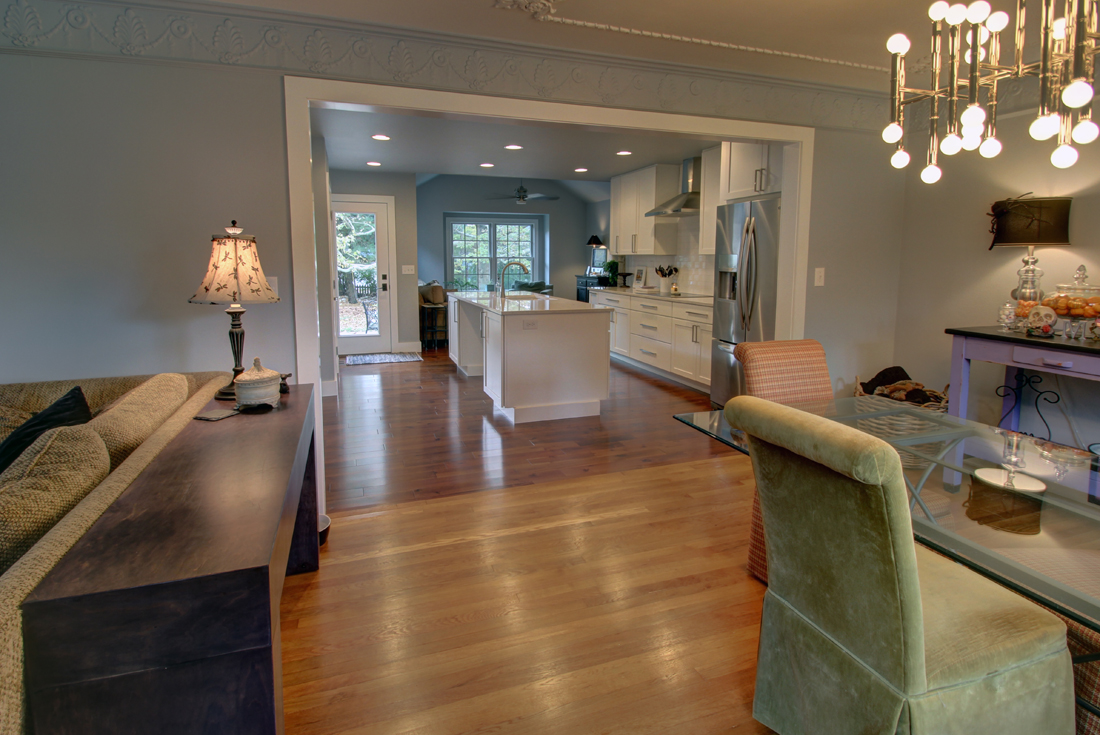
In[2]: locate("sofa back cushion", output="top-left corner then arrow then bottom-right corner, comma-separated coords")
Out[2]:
0,426 -> 110,575
0,405 -> 33,443
0,387 -> 93,475
87,373 -> 189,469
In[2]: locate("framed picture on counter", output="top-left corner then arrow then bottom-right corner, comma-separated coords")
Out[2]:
634,267 -> 646,287
591,247 -> 608,268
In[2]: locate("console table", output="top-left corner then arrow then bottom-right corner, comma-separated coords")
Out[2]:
947,326 -> 1100,429
22,385 -> 320,735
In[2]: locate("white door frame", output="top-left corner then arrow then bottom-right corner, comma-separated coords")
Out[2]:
283,78 -> 816,509
330,194 -> 399,355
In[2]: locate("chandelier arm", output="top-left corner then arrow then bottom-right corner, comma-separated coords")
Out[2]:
988,33 -> 1001,140
929,20 -> 943,168
1016,0 -> 1028,76
1072,0 -> 1090,79
948,25 -> 962,136
1040,0 -> 1056,117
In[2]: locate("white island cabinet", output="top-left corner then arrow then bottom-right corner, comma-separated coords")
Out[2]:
447,292 -> 611,423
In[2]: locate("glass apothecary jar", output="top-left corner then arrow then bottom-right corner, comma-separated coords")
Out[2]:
1042,266 -> 1100,318
1012,251 -> 1044,321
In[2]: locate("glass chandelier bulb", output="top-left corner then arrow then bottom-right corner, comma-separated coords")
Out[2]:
921,164 -> 943,183
929,1 -> 950,21
882,122 -> 904,143
940,133 -> 964,155
1051,144 -> 1079,168
946,3 -> 969,25
1062,79 -> 1095,109
1072,119 -> 1099,144
961,122 -> 985,139
890,149 -> 911,168
1029,113 -> 1061,141
979,137 -> 1003,157
887,34 -> 912,54
960,104 -> 987,127
1053,18 -> 1066,40
963,47 -> 988,63
967,1 -> 992,23
985,11 -> 1010,32
962,133 -> 983,151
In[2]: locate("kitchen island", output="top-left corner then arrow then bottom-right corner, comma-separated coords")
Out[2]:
447,291 -> 611,423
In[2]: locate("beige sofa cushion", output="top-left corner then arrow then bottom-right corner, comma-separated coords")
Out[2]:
0,406 -> 33,443
87,373 -> 188,469
0,426 -> 110,575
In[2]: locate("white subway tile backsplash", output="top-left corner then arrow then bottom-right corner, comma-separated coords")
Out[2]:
620,216 -> 714,296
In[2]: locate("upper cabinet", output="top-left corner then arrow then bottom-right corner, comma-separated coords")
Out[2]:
720,141 -> 783,201
610,164 -> 679,255
698,146 -> 721,256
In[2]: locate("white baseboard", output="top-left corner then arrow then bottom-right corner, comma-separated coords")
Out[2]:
510,400 -> 602,424
321,379 -> 339,397
395,341 -> 422,353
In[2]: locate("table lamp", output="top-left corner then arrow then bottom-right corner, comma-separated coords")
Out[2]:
587,235 -> 604,248
989,196 -> 1071,302
189,221 -> 280,400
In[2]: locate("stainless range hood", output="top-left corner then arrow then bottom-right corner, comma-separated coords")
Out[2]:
645,157 -> 701,217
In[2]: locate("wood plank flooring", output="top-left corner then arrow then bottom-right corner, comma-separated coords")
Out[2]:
280,349 -> 770,734
281,456 -> 770,735
323,349 -> 733,512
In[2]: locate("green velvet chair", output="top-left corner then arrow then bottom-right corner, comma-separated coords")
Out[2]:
724,395 -> 1075,735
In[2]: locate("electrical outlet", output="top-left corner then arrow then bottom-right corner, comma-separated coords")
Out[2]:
522,319 -> 537,330
401,265 -> 416,275
814,268 -> 825,287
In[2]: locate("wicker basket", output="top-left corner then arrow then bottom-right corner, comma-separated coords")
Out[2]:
852,379 -> 951,470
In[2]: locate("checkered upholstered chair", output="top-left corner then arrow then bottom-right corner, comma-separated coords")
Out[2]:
733,339 -> 833,585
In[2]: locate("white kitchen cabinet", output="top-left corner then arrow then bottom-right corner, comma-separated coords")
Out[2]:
446,294 -> 485,377
611,308 -> 630,356
609,165 -> 679,255
483,310 -> 503,403
447,298 -> 459,364
720,141 -> 783,201
699,145 -> 721,256
671,319 -> 710,384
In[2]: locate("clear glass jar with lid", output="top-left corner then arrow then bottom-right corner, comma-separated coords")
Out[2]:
1042,266 -> 1100,338
1012,251 -> 1043,320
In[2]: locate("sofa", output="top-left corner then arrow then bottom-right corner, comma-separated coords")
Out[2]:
0,370 -> 228,735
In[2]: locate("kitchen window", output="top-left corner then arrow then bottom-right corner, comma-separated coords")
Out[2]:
445,216 -> 540,291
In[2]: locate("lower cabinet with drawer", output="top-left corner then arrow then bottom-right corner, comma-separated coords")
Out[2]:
593,292 -> 712,387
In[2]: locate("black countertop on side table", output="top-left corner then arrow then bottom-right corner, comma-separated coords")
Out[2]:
946,325 -> 1100,356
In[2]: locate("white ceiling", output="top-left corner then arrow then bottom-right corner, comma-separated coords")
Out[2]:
201,0 -> 926,92
310,106 -> 720,197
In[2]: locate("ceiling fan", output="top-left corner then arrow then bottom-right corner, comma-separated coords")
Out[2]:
485,181 -> 559,205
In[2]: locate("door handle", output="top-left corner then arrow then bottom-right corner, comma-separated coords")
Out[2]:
382,284 -> 388,292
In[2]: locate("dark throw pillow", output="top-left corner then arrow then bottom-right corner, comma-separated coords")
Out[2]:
0,387 -> 92,474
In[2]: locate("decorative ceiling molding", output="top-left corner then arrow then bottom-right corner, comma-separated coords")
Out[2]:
495,0 -> 891,74
0,0 -> 902,131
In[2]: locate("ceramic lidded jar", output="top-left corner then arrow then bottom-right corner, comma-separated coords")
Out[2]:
234,357 -> 281,409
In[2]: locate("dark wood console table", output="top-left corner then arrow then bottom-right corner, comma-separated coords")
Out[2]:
22,385 -> 320,735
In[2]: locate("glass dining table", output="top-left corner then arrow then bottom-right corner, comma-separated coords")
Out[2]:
676,394 -> 1100,634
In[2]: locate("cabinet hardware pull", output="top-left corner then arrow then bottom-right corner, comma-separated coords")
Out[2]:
606,298 -> 619,303
686,311 -> 707,317
1041,358 -> 1074,368
641,323 -> 656,329
640,304 -> 657,309
692,325 -> 698,343
640,349 -> 656,356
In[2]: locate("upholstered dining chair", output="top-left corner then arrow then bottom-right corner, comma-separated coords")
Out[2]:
725,395 -> 1075,735
733,339 -> 833,584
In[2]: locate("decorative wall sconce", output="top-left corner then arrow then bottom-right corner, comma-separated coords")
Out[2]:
885,0 -> 1099,183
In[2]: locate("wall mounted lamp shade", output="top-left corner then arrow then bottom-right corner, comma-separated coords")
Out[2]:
989,197 -> 1072,248
587,235 -> 605,248
189,221 -> 279,401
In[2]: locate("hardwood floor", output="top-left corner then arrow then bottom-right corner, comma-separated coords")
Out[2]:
323,349 -> 734,512
280,349 -> 770,734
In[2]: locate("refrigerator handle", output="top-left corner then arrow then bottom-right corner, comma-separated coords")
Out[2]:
747,221 -> 760,333
736,217 -> 751,332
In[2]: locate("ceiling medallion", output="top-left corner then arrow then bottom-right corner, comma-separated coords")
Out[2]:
495,0 -> 887,72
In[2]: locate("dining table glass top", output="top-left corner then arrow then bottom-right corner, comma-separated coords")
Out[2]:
676,395 -> 1100,630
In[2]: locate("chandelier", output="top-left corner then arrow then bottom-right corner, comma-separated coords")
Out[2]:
884,0 -> 1098,183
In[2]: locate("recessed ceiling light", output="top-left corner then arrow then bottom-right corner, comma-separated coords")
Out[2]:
367,161 -> 382,167
505,144 -> 523,150
480,163 -> 495,168
616,150 -> 632,156
372,134 -> 390,141
575,168 -> 588,173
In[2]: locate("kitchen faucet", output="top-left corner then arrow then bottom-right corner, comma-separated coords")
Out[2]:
494,260 -> 529,294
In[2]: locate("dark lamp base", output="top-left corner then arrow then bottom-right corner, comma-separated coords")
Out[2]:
215,382 -> 237,401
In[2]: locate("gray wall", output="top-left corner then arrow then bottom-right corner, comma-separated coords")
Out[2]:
415,176 -> 590,296
328,170 -> 421,347
894,112 -> 1100,444
0,54 -> 296,383
586,199 -> 611,252
802,128 -> 907,395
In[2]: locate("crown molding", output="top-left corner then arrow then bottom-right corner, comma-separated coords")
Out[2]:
2,0 -> 895,131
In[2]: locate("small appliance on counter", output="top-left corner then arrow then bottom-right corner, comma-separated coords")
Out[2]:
710,195 -> 780,407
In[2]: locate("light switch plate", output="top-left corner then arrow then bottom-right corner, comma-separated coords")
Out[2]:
401,265 -> 416,275
522,319 -> 537,330
814,268 -> 825,287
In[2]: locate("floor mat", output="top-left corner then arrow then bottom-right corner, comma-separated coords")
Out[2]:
344,353 -> 424,365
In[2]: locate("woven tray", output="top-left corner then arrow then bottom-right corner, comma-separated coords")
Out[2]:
852,381 -> 951,470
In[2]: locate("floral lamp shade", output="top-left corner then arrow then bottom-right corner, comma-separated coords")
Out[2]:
189,224 -> 280,305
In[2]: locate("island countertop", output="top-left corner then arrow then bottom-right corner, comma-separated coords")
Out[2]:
590,287 -> 714,306
448,291 -> 603,315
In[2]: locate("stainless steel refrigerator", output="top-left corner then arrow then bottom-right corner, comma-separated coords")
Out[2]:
710,195 -> 780,407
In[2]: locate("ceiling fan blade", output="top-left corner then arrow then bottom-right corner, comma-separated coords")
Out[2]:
485,195 -> 519,200
526,194 -> 560,201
